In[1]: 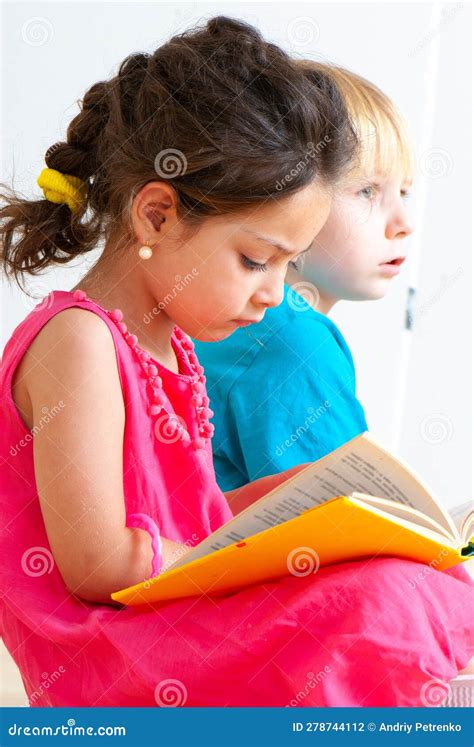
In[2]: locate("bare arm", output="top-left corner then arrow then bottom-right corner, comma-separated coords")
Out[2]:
25,309 -> 191,606
224,462 -> 311,516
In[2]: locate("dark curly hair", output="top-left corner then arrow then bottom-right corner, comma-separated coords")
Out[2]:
0,16 -> 356,288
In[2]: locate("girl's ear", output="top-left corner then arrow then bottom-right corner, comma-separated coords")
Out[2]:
144,207 -> 166,233
132,181 -> 178,237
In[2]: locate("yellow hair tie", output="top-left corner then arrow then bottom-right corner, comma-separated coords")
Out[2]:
37,167 -> 88,213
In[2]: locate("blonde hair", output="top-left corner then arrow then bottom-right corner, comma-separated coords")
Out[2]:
297,60 -> 415,183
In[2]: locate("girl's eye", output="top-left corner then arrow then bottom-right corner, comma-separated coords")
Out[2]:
240,255 -> 268,272
401,189 -> 412,202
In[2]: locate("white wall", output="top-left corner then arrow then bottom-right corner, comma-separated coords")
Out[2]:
1,1 -> 471,509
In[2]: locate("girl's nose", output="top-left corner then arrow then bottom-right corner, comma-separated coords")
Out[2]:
252,277 -> 285,310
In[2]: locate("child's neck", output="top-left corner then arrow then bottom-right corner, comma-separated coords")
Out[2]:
73,252 -> 180,374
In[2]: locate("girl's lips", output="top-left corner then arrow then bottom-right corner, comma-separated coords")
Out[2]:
232,318 -> 264,327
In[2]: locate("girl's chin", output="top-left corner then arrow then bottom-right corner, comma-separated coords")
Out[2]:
192,327 -> 235,343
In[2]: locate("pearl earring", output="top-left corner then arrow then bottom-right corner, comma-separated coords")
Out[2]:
138,239 -> 153,260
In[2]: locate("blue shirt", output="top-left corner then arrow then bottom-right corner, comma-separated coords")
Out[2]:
193,284 -> 368,491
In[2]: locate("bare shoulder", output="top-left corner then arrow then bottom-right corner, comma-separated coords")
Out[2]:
12,307 -> 123,430
30,306 -> 115,356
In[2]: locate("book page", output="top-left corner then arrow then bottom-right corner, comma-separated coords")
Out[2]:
307,433 -> 454,533
348,496 -> 458,549
168,432 -> 455,570
449,501 -> 474,542
353,493 -> 454,542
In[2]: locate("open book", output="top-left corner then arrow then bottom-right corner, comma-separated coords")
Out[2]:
111,432 -> 474,606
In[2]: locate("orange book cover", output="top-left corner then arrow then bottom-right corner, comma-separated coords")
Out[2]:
111,495 -> 471,607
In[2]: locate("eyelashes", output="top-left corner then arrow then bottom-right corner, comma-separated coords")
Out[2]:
240,255 -> 303,273
289,256 -> 304,271
240,255 -> 268,272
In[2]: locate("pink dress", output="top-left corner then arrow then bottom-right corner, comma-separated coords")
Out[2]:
0,289 -> 472,707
